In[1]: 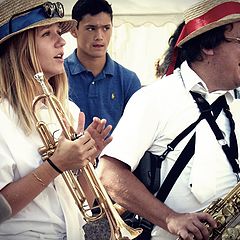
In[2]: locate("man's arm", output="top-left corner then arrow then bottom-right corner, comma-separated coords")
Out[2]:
97,156 -> 216,240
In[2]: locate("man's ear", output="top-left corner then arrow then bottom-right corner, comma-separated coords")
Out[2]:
70,27 -> 78,38
202,48 -> 214,56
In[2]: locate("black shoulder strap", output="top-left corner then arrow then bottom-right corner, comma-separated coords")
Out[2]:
156,133 -> 196,202
191,92 -> 239,175
156,91 -> 233,202
135,92 -> 229,237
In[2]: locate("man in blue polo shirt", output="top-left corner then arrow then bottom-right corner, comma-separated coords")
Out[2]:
64,0 -> 141,133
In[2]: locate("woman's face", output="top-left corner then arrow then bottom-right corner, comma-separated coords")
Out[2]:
35,23 -> 66,79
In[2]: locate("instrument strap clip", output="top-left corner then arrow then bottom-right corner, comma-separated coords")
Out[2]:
159,145 -> 174,161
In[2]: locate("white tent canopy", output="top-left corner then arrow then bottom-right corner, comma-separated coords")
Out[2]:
62,0 -> 199,25
61,0 -> 199,85
108,0 -> 198,27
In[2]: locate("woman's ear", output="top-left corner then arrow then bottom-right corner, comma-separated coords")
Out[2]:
70,27 -> 78,38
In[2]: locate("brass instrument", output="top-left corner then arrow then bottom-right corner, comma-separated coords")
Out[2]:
202,181 -> 240,240
177,181 -> 240,240
32,72 -> 142,240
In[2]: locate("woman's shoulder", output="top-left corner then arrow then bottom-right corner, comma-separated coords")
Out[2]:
0,99 -> 20,132
0,99 -> 15,119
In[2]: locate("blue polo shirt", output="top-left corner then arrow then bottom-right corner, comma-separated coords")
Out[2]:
64,50 -> 141,131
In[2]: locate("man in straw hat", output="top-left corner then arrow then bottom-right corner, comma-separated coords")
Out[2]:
0,0 -> 112,239
97,0 -> 240,239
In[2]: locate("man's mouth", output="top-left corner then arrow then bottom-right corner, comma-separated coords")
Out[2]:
93,44 -> 104,48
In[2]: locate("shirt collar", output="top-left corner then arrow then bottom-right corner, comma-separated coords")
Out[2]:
102,53 -> 114,77
66,50 -> 114,77
66,49 -> 85,75
179,61 -> 235,104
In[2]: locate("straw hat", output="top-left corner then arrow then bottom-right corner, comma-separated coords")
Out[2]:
0,0 -> 77,45
176,0 -> 240,47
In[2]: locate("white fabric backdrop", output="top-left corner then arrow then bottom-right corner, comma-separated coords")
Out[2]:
61,0 -> 200,85
97,0 -> 199,84
63,22 -> 177,86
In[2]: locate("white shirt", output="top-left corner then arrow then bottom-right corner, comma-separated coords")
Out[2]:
0,99 -> 85,240
100,61 -> 240,239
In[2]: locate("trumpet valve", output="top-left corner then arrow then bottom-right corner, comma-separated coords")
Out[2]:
38,146 -> 56,161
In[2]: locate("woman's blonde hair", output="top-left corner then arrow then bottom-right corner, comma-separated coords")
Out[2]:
0,28 -> 71,134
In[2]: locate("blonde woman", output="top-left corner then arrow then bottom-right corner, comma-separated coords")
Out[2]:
0,0 -> 112,239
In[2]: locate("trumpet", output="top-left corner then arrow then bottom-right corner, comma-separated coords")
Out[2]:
32,72 -> 142,240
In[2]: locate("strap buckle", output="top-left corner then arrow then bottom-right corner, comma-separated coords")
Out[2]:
218,139 -> 228,146
159,145 -> 174,161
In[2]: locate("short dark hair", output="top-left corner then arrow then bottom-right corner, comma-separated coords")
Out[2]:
156,22 -> 231,77
72,0 -> 113,26
179,24 -> 229,65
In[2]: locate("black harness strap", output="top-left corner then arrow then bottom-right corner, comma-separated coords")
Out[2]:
191,92 -> 239,175
132,92 -> 239,239
157,91 -> 240,201
157,133 -> 196,202
156,92 -> 222,201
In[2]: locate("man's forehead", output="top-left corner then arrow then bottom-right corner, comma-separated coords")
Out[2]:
84,23 -> 112,27
81,12 -> 112,24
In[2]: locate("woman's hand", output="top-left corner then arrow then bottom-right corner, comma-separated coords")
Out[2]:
49,131 -> 97,172
76,111 -> 113,158
86,117 -> 113,157
50,111 -> 112,172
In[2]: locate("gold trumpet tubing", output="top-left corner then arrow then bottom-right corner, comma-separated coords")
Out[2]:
33,72 -> 143,240
33,94 -> 76,144
33,93 -> 104,221
32,94 -> 62,147
48,95 -> 77,140
36,121 -> 56,149
83,164 -> 124,237
62,171 -> 86,209
33,94 -> 73,141
48,95 -> 72,139
83,163 -> 143,239
32,86 -> 86,211
62,171 -> 99,221
107,203 -> 137,240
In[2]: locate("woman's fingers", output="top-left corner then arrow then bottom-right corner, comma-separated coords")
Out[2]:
76,112 -> 85,135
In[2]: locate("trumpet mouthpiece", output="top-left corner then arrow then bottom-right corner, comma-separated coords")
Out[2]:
34,72 -> 49,95
34,72 -> 44,82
